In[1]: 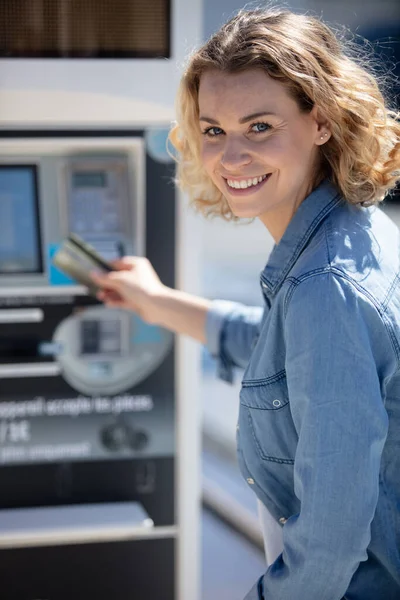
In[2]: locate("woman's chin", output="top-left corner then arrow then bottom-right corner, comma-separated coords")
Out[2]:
227,202 -> 264,220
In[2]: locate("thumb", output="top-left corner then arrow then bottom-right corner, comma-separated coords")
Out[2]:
111,257 -> 139,271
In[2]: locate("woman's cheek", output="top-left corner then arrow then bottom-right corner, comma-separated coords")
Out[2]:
201,143 -> 220,177
259,136 -> 284,161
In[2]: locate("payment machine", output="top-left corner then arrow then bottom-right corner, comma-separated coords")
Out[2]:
0,1 -> 203,598
0,138 -> 177,599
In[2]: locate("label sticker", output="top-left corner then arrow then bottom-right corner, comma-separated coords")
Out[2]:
48,244 -> 75,286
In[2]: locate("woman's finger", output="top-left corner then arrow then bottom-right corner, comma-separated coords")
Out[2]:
91,271 -> 121,289
110,257 -> 137,271
105,290 -> 123,302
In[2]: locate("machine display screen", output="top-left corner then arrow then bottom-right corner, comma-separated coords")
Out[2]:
0,166 -> 42,274
73,171 -> 107,188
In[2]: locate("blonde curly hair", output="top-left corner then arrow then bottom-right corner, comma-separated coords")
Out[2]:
168,6 -> 400,220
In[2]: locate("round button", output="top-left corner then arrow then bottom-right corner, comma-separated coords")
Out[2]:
129,429 -> 149,451
279,517 -> 287,525
101,423 -> 129,452
273,399 -> 282,408
247,477 -> 255,485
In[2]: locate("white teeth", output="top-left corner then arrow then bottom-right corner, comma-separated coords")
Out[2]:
227,174 -> 269,189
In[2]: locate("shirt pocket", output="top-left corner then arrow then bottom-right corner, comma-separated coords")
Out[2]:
240,371 -> 297,464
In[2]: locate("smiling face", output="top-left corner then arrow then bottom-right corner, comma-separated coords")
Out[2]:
198,69 -> 330,240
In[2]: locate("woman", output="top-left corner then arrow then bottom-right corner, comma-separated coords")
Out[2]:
92,7 -> 400,600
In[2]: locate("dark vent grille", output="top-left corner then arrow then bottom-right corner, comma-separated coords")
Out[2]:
0,0 -> 171,58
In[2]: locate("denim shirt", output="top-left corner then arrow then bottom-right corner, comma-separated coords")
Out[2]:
205,181 -> 400,600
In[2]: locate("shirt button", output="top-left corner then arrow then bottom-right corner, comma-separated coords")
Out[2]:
247,478 -> 255,485
273,399 -> 282,407
279,517 -> 287,525
261,282 -> 268,289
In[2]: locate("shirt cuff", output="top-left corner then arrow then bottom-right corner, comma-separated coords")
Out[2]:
205,299 -> 241,357
205,300 -> 241,384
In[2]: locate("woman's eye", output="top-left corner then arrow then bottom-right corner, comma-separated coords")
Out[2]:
202,122 -> 271,137
202,126 -> 224,137
251,122 -> 271,133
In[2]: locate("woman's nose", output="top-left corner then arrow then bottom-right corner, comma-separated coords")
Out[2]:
220,138 -> 251,171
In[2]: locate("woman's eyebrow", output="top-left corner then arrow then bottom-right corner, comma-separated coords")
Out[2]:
199,111 -> 278,125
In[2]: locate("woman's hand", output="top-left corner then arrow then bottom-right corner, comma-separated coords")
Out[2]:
91,257 -> 166,324
92,256 -> 211,343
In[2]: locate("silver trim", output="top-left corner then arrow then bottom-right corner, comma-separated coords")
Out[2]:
0,286 -> 86,297
0,363 -> 61,378
0,502 -> 178,549
0,525 -> 178,549
0,308 -> 44,323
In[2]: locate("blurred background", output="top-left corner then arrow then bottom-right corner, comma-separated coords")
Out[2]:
0,1 -> 398,599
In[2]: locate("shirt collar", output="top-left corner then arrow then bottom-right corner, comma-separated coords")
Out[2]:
260,179 -> 343,295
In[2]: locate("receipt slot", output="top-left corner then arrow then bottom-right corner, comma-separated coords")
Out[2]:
0,136 -> 193,600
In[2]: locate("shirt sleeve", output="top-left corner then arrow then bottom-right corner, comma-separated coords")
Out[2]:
205,299 -> 265,383
245,272 -> 390,600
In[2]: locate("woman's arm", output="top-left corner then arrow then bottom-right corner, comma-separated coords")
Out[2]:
150,286 -> 211,344
92,257 -> 265,382
91,256 -> 210,343
153,292 -> 265,378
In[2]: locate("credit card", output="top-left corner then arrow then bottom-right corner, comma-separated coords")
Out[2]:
52,233 -> 115,295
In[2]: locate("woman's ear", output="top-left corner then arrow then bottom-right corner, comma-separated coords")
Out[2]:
310,105 -> 331,145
